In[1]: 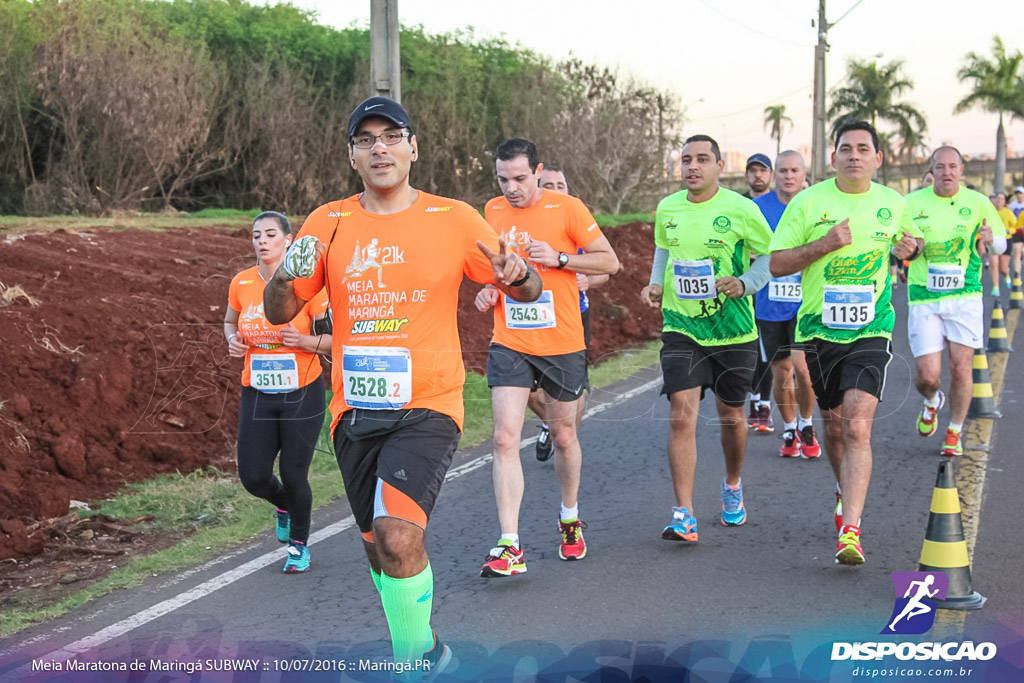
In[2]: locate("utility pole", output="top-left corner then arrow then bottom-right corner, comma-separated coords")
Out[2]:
369,0 -> 401,101
811,0 -> 864,183
811,0 -> 828,183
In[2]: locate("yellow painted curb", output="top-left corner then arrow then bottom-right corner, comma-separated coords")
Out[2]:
935,308 -> 1018,636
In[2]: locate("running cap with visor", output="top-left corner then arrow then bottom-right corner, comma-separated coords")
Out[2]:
348,96 -> 412,138
745,153 -> 772,171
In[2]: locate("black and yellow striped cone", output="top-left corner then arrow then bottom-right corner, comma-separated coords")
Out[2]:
987,302 -> 1011,353
1010,275 -> 1023,310
918,460 -> 986,610
967,348 -> 1002,419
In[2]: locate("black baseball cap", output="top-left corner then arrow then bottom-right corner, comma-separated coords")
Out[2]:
746,153 -> 772,171
348,96 -> 412,138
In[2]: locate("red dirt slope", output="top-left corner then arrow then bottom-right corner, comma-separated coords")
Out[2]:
0,222 -> 660,559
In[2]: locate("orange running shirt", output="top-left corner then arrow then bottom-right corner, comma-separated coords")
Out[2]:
228,267 -> 329,388
484,191 -> 603,355
291,192 -> 499,432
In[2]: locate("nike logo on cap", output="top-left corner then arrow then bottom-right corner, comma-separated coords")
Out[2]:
365,103 -> 384,110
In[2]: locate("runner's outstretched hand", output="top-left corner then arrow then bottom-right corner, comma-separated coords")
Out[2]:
477,237 -> 528,285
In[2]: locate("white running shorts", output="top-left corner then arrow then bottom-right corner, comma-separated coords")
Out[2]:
907,297 -> 984,357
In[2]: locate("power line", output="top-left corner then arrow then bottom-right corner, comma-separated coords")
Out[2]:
694,0 -> 815,49
688,84 -> 812,122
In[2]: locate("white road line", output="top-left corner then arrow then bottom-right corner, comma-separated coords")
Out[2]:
16,376 -> 662,669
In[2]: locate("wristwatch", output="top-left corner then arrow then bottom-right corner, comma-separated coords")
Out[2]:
557,252 -> 569,269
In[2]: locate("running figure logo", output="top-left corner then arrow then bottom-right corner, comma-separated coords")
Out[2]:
881,571 -> 948,635
343,238 -> 387,287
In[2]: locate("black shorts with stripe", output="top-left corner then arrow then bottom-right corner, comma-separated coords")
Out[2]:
803,336 -> 892,411
333,408 -> 460,536
487,343 -> 589,402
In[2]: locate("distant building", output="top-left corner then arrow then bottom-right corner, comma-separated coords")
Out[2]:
724,150 -> 745,174
797,143 -> 813,165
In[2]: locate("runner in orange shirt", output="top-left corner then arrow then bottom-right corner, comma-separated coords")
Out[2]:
224,211 -> 331,574
263,97 -> 540,674
475,139 -> 619,577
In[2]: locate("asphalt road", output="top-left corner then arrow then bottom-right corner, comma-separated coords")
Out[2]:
2,291 -> 1022,682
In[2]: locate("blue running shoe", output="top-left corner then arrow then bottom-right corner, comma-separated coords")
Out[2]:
275,508 -> 290,543
423,631 -> 453,681
721,479 -> 747,526
283,540 -> 310,573
661,506 -> 698,543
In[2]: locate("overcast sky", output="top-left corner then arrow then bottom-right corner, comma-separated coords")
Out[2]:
288,0 -> 1024,162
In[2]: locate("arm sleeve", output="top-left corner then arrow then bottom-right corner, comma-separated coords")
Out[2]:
738,253 -> 771,295
991,232 -> 1008,256
650,247 -> 669,287
986,202 -> 1009,255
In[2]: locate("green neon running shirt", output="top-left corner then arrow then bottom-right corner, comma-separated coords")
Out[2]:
904,187 -> 1003,304
654,187 -> 773,345
770,179 -> 921,343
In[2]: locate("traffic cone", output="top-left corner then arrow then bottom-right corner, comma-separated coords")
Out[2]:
918,460 -> 986,610
1010,274 -> 1023,310
987,302 -> 1011,353
967,348 -> 1002,419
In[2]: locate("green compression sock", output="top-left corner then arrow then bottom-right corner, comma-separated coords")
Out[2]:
379,564 -> 434,665
370,566 -> 383,594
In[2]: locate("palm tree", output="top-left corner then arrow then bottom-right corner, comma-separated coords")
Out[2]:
898,122 -> 929,193
763,105 -> 793,159
955,36 -> 1024,194
828,58 -> 927,185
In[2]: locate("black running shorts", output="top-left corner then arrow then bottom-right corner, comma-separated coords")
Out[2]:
333,408 -> 460,537
659,332 -> 758,407
486,343 -> 589,402
803,336 -> 892,411
757,317 -> 808,363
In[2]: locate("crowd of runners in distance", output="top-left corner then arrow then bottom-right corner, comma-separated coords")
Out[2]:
217,95 -> 1014,676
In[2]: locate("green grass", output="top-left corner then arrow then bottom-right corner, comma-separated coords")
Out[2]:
0,209 -> 653,235
0,342 -> 659,637
0,214 -> 258,234
596,212 -> 655,228
189,208 -> 262,219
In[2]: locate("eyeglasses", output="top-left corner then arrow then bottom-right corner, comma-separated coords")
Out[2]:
350,130 -> 411,149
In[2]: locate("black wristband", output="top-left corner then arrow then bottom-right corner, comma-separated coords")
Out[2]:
908,244 -> 921,261
508,271 -> 531,288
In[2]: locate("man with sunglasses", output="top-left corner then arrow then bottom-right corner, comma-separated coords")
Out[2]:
264,96 -> 540,675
